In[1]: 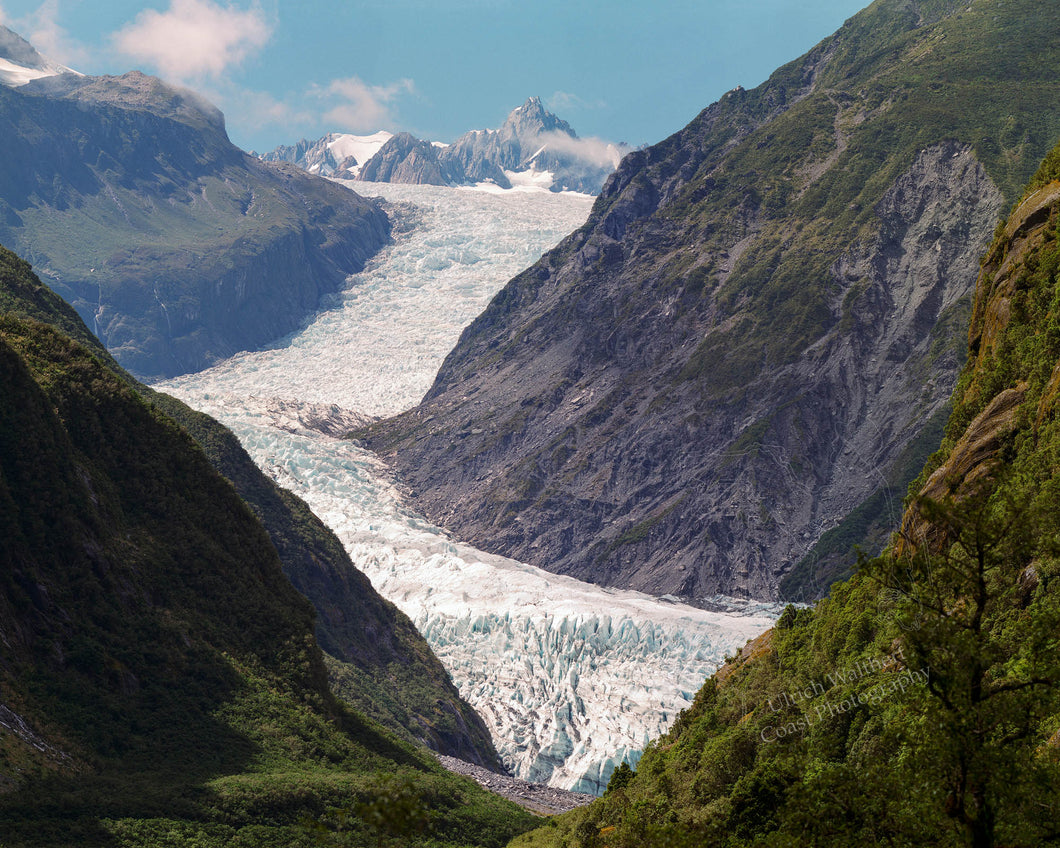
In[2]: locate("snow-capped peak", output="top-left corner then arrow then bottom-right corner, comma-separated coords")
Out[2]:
326,130 -> 393,175
0,26 -> 79,88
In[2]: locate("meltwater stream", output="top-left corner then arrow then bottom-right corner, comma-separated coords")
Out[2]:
159,181 -> 779,794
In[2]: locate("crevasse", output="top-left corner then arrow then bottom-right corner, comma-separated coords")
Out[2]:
158,180 -> 778,793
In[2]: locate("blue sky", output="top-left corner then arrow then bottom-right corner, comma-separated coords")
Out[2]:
0,0 -> 870,154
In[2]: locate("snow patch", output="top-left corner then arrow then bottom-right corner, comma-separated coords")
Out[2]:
0,49 -> 77,87
465,167 -> 557,195
327,130 -> 393,175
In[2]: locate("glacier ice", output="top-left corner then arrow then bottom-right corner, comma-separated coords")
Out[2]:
165,181 -> 593,416
158,180 -> 779,793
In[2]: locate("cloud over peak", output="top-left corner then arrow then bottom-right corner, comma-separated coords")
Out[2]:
113,0 -> 271,83
316,76 -> 416,133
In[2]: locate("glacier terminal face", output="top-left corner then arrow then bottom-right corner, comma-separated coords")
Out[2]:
159,181 -> 779,792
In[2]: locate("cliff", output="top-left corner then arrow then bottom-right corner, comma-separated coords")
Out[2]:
509,131 -> 1060,848
365,0 -> 1060,600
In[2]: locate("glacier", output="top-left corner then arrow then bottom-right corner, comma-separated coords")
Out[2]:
158,180 -> 779,793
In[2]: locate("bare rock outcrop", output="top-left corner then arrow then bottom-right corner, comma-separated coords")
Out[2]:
363,0 -> 1060,600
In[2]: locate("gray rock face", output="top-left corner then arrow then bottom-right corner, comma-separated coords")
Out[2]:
367,142 -> 1001,599
0,65 -> 390,380
434,753 -> 595,814
260,134 -> 336,171
436,96 -> 583,189
364,0 -> 1060,600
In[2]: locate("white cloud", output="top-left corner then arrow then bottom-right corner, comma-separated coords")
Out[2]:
112,0 -> 272,83
537,129 -> 627,169
5,0 -> 91,68
315,76 -> 415,133
220,86 -> 314,134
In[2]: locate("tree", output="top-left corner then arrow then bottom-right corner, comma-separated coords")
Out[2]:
605,762 -> 635,794
865,491 -> 1060,847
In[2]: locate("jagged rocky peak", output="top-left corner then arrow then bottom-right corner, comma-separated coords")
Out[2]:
504,95 -> 576,138
357,131 -> 459,185
0,24 -> 78,87
440,95 -> 592,186
260,130 -> 394,178
263,95 -> 625,194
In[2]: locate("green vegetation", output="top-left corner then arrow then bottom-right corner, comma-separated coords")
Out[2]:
666,0 -> 1060,393
507,131 -> 1060,848
0,249 -> 533,845
0,242 -> 500,766
150,392 -> 501,767
511,504 -> 1060,846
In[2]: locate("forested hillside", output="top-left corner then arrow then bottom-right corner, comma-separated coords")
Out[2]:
0,246 -> 530,846
509,134 -> 1060,848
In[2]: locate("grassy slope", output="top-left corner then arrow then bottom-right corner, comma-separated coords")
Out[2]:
0,251 -> 529,847
0,244 -> 502,767
507,137 -> 1060,848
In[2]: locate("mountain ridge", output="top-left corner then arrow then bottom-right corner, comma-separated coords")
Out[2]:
263,96 -> 627,194
363,0 -> 1060,600
0,243 -> 534,845
0,26 -> 391,381
510,130 -> 1060,848
0,243 -> 503,770
0,25 -> 76,86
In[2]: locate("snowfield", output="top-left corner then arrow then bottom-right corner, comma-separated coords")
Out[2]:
158,180 -> 779,793
324,131 -> 393,176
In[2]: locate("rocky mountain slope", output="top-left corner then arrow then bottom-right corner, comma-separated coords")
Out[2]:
0,26 -> 390,381
0,244 -> 502,772
511,134 -> 1060,848
365,0 -> 1060,600
358,131 -> 465,185
265,97 -> 626,194
0,248 -> 536,846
